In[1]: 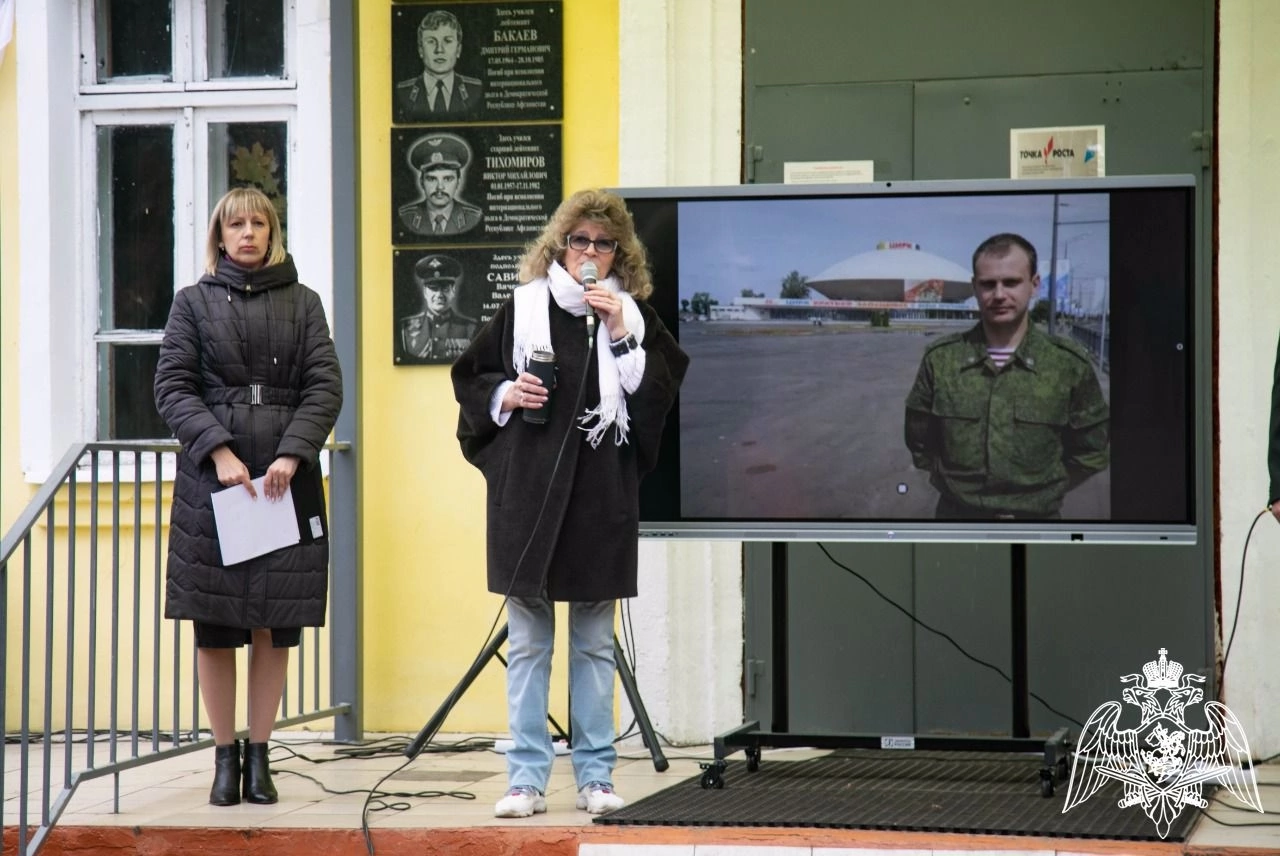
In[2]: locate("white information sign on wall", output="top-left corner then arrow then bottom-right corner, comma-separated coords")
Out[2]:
1010,125 -> 1105,179
783,160 -> 875,184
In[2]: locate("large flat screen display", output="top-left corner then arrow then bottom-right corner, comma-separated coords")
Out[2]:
622,176 -> 1197,543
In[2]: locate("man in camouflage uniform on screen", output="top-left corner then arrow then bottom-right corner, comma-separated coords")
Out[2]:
904,232 -> 1109,519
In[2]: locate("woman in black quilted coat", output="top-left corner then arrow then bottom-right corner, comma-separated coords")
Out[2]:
154,187 -> 342,807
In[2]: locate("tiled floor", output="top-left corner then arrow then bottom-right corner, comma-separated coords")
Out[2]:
3,731 -> 721,832
6,732 -> 1280,851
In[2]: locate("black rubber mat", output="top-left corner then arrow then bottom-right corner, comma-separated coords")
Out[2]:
595,749 -> 1201,841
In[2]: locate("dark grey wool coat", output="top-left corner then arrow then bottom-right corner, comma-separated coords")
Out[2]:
451,292 -> 687,602
155,255 -> 343,629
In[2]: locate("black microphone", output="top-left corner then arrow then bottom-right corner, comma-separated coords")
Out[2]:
580,261 -> 599,340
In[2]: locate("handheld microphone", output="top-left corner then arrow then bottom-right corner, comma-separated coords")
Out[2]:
580,261 -> 599,339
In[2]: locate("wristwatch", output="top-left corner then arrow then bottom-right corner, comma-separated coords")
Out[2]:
609,332 -> 638,357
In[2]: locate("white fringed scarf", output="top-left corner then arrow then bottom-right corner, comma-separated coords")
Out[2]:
512,261 -> 645,448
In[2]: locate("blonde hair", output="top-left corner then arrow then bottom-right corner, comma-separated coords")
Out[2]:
204,187 -> 287,274
516,188 -> 653,300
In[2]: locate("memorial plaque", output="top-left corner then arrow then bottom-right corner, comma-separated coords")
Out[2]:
391,125 -> 561,246
392,246 -> 522,365
392,2 -> 563,125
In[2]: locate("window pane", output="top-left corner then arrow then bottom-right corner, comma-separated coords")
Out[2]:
208,0 -> 285,78
208,122 -> 289,240
99,345 -> 169,440
99,125 -> 175,331
96,0 -> 173,81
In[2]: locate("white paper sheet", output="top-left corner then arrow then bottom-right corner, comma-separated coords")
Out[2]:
210,477 -> 300,566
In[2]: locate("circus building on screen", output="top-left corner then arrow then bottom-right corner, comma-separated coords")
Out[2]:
811,241 -> 972,302
718,241 -> 977,323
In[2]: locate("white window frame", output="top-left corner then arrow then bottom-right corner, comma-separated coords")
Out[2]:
78,0 -> 193,88
192,104 -> 298,254
82,108 -> 190,446
196,0 -> 296,85
17,0 -> 331,483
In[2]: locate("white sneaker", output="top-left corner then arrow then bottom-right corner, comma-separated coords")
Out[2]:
576,782 -> 625,814
494,786 -> 546,818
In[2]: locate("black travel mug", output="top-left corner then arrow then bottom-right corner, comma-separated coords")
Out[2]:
522,349 -> 556,424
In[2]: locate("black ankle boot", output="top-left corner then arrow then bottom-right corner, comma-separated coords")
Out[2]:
242,741 -> 278,804
210,741 -> 242,806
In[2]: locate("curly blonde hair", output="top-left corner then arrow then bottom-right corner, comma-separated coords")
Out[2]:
516,188 -> 653,300
204,187 -> 288,275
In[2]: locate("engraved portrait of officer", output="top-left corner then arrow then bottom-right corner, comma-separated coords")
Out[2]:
398,253 -> 479,362
394,9 -> 485,122
398,133 -> 483,238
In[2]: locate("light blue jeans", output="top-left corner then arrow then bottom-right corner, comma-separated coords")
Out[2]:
505,596 -> 618,793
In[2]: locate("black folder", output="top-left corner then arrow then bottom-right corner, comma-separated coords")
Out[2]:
291,462 -> 329,546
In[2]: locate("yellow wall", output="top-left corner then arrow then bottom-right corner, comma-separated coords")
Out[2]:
1,31 -> 21,718
356,0 -> 620,732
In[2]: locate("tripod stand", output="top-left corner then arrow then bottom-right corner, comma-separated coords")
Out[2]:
404,621 -> 670,771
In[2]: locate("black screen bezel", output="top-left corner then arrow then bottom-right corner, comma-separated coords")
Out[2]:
624,176 -> 1197,544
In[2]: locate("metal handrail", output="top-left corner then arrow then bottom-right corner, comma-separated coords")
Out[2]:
0,444 -> 94,568
1,440 -> 354,855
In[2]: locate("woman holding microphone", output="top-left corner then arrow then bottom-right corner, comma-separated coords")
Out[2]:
452,188 -> 687,818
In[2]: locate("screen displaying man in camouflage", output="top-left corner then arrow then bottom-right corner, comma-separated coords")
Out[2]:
395,9 -> 484,122
399,253 -> 479,362
398,133 -> 483,237
904,232 -> 1109,519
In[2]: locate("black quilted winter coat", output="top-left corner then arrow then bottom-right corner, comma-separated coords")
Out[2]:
155,255 -> 342,629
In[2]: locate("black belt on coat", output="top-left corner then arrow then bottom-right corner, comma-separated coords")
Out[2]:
204,385 -> 300,406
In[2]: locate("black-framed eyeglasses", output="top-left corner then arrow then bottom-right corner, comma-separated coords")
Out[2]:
566,234 -> 618,254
